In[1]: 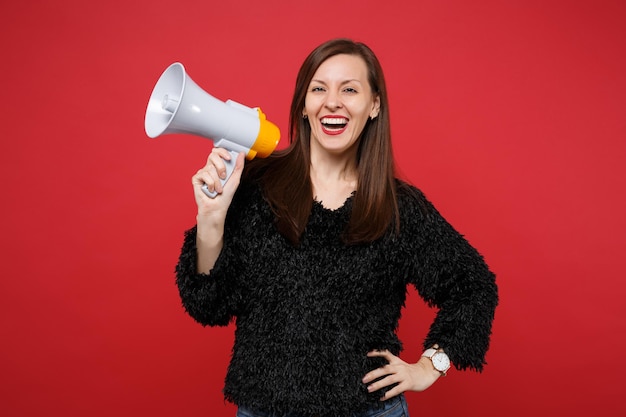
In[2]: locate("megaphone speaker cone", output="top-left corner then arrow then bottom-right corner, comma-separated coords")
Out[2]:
144,63 -> 186,138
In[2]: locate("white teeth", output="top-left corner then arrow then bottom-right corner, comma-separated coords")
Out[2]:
321,117 -> 348,125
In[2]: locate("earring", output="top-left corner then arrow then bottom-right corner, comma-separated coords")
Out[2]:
303,114 -> 308,119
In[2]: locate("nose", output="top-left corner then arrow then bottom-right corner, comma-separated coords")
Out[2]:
324,90 -> 342,110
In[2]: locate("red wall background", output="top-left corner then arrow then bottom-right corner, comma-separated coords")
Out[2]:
1,1 -> 625,416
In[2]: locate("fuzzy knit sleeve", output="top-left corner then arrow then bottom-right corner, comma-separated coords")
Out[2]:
400,184 -> 498,372
174,184 -> 252,327
174,225 -> 242,326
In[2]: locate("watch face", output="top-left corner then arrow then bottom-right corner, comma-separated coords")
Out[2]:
432,352 -> 450,372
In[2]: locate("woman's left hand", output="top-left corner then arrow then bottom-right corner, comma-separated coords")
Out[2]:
362,350 -> 442,400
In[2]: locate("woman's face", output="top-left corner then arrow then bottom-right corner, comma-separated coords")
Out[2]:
304,54 -> 380,157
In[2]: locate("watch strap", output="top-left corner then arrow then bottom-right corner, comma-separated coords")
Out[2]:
421,348 -> 438,359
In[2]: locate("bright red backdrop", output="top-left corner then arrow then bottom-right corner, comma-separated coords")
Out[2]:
1,1 -> 625,416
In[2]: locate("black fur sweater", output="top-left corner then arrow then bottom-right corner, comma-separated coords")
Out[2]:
175,179 -> 497,417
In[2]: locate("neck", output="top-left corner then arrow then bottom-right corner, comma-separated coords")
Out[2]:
309,146 -> 358,184
309,148 -> 358,209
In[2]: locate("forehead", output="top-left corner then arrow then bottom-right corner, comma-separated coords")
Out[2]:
311,54 -> 369,82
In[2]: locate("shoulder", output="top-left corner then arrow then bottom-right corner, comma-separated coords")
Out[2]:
393,179 -> 461,242
394,179 -> 435,220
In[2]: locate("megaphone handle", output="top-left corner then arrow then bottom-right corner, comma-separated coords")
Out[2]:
201,150 -> 240,198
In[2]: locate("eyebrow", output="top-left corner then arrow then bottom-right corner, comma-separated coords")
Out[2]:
310,79 -> 363,85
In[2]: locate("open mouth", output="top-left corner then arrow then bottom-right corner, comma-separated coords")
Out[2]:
320,116 -> 349,135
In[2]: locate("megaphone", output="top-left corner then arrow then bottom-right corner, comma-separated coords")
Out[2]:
145,62 -> 280,197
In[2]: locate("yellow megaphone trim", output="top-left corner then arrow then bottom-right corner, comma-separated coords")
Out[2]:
247,108 -> 280,160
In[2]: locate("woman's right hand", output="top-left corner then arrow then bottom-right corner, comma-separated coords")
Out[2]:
192,148 -> 246,217
191,148 -> 245,274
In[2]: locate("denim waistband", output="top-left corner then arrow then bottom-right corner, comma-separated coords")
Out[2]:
236,394 -> 408,417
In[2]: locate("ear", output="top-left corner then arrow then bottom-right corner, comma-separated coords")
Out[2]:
370,95 -> 381,119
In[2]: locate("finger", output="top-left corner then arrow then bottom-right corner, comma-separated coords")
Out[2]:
215,152 -> 245,199
193,166 -> 223,196
379,383 -> 406,401
208,148 -> 235,179
193,163 -> 219,182
366,373 -> 400,394
227,152 -> 245,182
211,146 -> 234,160
367,350 -> 394,361
362,364 -> 395,384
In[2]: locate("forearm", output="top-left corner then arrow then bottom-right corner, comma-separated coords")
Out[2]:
195,213 -> 226,274
424,279 -> 497,371
414,201 -> 498,371
192,149 -> 245,274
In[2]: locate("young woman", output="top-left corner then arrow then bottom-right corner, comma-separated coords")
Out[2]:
176,38 -> 498,417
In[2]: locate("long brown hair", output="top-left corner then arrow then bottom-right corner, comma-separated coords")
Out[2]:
245,38 -> 399,246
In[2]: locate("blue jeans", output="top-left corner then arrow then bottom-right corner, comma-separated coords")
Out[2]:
236,394 -> 409,417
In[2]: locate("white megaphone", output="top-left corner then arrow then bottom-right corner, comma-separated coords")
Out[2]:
145,62 -> 280,197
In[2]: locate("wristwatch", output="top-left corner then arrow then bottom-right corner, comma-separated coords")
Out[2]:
421,346 -> 451,376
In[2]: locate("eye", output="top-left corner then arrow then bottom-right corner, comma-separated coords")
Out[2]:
310,86 -> 326,92
343,87 -> 358,94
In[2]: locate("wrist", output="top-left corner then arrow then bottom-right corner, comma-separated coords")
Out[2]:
418,356 -> 444,378
421,345 -> 451,376
196,208 -> 227,224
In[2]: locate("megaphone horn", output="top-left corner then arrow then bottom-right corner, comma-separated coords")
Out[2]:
144,62 -> 280,198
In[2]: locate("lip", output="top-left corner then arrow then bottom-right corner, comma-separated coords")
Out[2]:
320,116 -> 349,136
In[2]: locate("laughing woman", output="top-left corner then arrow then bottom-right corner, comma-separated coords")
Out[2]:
175,38 -> 498,417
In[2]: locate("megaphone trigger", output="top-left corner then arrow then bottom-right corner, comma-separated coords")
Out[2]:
200,150 -> 240,198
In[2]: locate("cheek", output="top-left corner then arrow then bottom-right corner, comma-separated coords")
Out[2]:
350,100 -> 372,115
304,95 -> 320,114
351,104 -> 372,124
